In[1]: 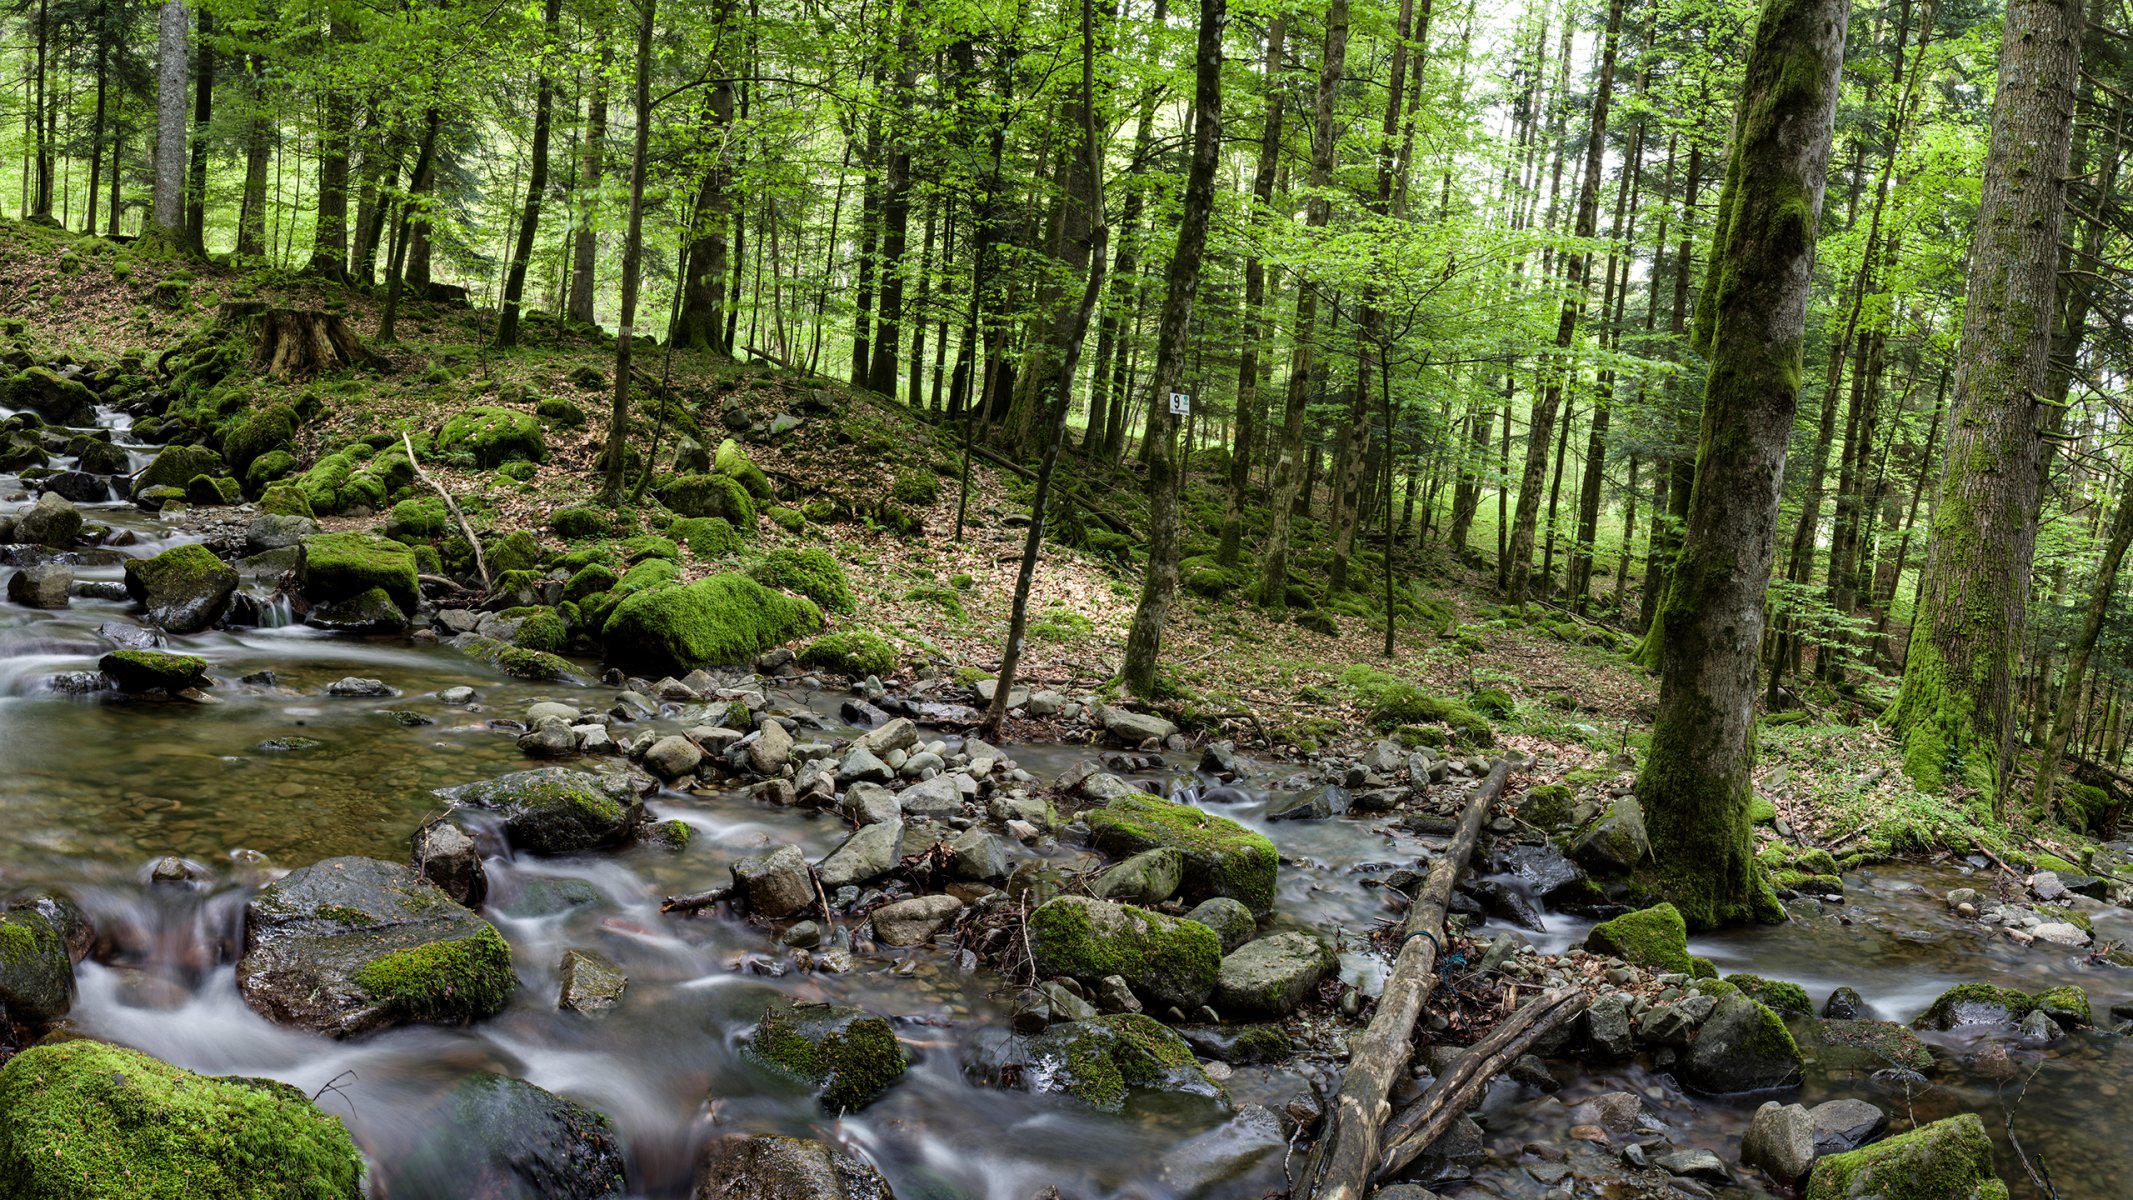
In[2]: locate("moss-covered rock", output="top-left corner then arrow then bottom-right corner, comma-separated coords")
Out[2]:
122,543 -> 238,633
222,402 -> 296,475
566,563 -> 619,602
657,472 -> 756,525
438,767 -> 640,855
237,855 -> 516,1036
299,531 -> 419,614
1583,903 -> 1694,974
486,529 -> 543,575
1,366 -> 97,424
99,649 -> 210,693
436,406 -> 546,467
513,607 -> 569,653
1468,686 -> 1517,718
1519,783 -> 1575,829
1361,682 -> 1494,744
745,998 -> 910,1112
133,443 -> 224,496
1807,1018 -> 1935,1073
749,547 -> 854,612
797,630 -> 896,677
550,505 -> 611,539
1682,979 -> 1804,1094
671,516 -> 745,559
1803,1112 -> 2009,1200
889,465 -> 938,506
2034,984 -> 2091,1026
601,572 -> 821,675
245,449 -> 297,493
1912,983 -> 2035,1031
1086,794 -> 1280,916
386,496 -> 449,542
185,473 -> 243,505
0,1039 -> 365,1199
1019,1014 -> 1223,1112
0,909 -> 73,1023
715,438 -> 774,499
1026,895 -> 1223,1010
260,481 -> 314,517
767,505 -> 805,531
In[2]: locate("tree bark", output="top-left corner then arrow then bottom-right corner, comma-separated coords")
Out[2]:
866,3 -> 919,393
1893,0 -> 2081,807
184,7 -> 214,254
496,0 -> 565,348
237,53 -> 271,257
1217,17 -> 1285,566
307,17 -> 353,276
569,42 -> 611,324
1635,0 -> 1848,927
1121,0 -> 1223,699
151,0 -> 188,241
604,0 -> 658,500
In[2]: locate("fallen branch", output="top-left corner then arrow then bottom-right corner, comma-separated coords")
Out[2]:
1296,757 -> 1512,1200
403,431 -> 490,593
1375,987 -> 1587,1181
965,443 -> 1139,537
660,884 -> 733,915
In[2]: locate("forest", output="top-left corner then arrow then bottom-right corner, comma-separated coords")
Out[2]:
0,0 -> 2127,1194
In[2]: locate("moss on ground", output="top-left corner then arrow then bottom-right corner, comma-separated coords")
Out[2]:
671,516 -> 745,559
601,572 -> 821,674
798,630 -> 897,677
748,546 -> 854,613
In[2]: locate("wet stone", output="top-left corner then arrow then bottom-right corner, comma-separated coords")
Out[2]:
558,948 -> 627,1017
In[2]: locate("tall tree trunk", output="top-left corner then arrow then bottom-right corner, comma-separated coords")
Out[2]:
307,18 -> 353,276
2036,479 -> 2132,806
1506,0 -> 1624,603
236,53 -> 271,257
675,0 -> 738,350
569,42 -> 611,324
1082,21 -> 1164,458
1254,0 -> 1350,611
184,7 -> 214,254
1121,0 -> 1223,697
495,0 -> 566,347
1636,0 -> 1847,927
604,0 -> 657,500
1893,0 -> 2081,808
378,109 -> 442,342
849,118 -> 883,386
151,0 -> 188,241
867,5 -> 919,392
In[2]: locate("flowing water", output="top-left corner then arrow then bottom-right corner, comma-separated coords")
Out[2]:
4,399 -> 2130,1198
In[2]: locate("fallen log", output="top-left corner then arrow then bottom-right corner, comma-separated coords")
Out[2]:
1374,986 -> 1588,1181
660,884 -> 732,915
1296,757 -> 1513,1200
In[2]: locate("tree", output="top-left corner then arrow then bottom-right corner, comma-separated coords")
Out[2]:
495,0 -> 564,349
149,0 -> 186,240
1636,0 -> 1849,927
1892,0 -> 2082,807
1120,0 -> 1224,698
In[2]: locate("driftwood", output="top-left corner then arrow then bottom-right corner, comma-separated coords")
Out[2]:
1374,987 -> 1588,1181
402,432 -> 491,592
1297,757 -> 1512,1200
660,885 -> 732,914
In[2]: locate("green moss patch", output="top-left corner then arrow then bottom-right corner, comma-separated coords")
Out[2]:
1803,1113 -> 2008,1200
748,546 -> 854,613
798,630 -> 896,677
435,406 -> 546,467
1583,903 -> 1694,974
1086,794 -> 1280,915
601,572 -> 821,675
746,999 -> 909,1112
300,531 -> 419,613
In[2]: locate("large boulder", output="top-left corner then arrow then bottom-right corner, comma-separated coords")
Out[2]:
815,821 -> 904,889
7,562 -> 72,608
1569,795 -> 1650,872
134,443 -> 225,497
1085,794 -> 1279,916
1803,1113 -> 2009,1200
1912,983 -> 2036,1031
438,768 -> 641,855
1681,980 -> 1804,1094
656,473 -> 757,525
601,573 -> 820,676
732,845 -> 816,918
1027,896 -> 1222,1011
2,366 -> 97,424
122,544 -> 239,633
1017,1014 -> 1225,1112
237,855 -> 517,1036
745,999 -> 910,1112
1583,902 -> 1696,974
690,1133 -> 893,1200
1740,1101 -> 1818,1185
0,1039 -> 365,1198
392,1072 -> 627,1200
1099,705 -> 1178,746
15,490 -> 82,547
1212,932 -> 1336,1018
300,530 -> 420,615
0,908 -> 74,1023
436,406 -> 547,467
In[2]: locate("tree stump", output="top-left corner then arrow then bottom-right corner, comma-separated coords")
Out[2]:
240,308 -> 367,380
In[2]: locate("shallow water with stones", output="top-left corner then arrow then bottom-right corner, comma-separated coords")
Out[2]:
5,397 -> 2132,1199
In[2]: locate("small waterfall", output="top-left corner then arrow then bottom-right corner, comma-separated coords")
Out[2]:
254,592 -> 296,629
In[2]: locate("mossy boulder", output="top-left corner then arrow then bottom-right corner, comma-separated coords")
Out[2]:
1803,1112 -> 2009,1200
748,546 -> 854,612
1,366 -> 97,424
889,465 -> 938,506
222,402 -> 296,475
0,1039 -> 365,1199
1026,895 -> 1223,1011
0,908 -> 73,1023
1682,979 -> 1804,1094
550,505 -> 611,539
299,531 -> 419,614
1912,983 -> 2036,1031
566,563 -> 619,602
1212,931 -> 1337,1018
2034,984 -> 2091,1025
797,630 -> 896,677
487,529 -> 543,575
245,449 -> 297,493
600,572 -> 821,676
671,515 -> 745,558
1365,684 -> 1494,744
745,998 -> 910,1112
260,481 -> 314,517
513,607 -> 569,653
15,491 -> 82,546
134,443 -> 226,498
657,472 -> 756,525
386,496 -> 449,542
715,438 -> 774,499
186,473 -> 243,505
1018,1014 -> 1224,1112
122,543 -> 238,633
1519,783 -> 1575,829
436,406 -> 546,467
1085,794 -> 1280,916
99,649 -> 210,693
236,855 -> 517,1037
293,452 -> 386,516
1725,973 -> 1814,1018
397,1073 -> 627,1197
1806,1018 -> 1935,1073
1583,903 -> 1694,974
438,767 -> 641,855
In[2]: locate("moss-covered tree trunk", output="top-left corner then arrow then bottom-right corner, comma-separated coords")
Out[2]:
1892,0 -> 2080,807
1636,0 -> 1847,928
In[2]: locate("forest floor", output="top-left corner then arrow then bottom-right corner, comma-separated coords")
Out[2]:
0,216 -> 2102,878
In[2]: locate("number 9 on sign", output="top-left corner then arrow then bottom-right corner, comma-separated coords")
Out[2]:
1169,392 -> 1191,415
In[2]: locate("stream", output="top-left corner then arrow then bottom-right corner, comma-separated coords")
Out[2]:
5,395 -> 2131,1199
